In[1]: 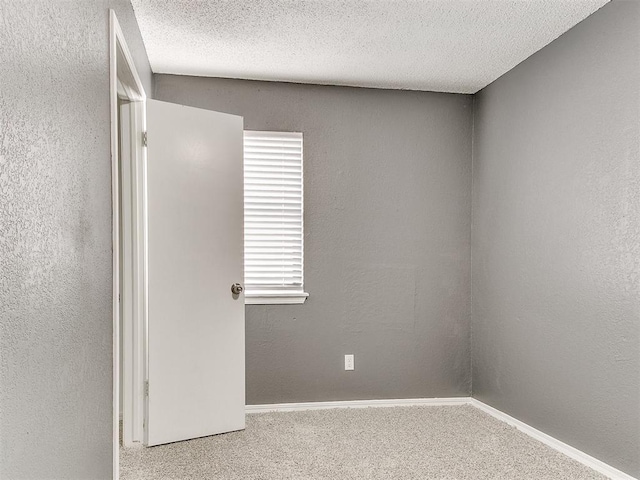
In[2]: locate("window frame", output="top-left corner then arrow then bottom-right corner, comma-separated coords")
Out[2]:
243,130 -> 309,305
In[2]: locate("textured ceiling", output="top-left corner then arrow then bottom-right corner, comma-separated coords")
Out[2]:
131,0 -> 609,94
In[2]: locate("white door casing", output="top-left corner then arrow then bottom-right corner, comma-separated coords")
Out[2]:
146,99 -> 245,446
120,99 -> 147,447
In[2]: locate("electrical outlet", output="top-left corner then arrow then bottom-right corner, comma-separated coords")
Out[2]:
345,354 -> 354,371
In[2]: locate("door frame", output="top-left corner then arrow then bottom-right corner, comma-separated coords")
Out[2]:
110,9 -> 147,479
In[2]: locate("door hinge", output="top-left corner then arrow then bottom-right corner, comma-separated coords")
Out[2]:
144,380 -> 149,396
142,131 -> 148,147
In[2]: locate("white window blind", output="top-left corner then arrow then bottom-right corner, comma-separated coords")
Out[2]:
243,131 -> 307,304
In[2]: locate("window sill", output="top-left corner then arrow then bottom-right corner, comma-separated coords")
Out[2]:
245,292 -> 309,305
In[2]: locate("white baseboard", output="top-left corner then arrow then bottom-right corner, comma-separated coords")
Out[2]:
245,397 -> 636,480
246,397 -> 471,414
469,399 -> 636,480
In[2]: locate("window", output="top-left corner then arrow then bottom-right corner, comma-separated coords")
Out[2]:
243,131 -> 308,304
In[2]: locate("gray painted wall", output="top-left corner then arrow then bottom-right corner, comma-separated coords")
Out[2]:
0,1 -> 152,478
155,76 -> 473,405
472,1 -> 640,476
4,0 -> 634,476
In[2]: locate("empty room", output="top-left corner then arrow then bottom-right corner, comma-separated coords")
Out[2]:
1,0 -> 638,479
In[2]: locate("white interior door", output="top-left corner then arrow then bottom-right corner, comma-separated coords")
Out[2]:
145,99 -> 245,447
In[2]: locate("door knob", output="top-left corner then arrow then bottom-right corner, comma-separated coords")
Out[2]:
231,283 -> 244,295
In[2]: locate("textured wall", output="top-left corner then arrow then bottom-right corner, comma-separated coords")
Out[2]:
472,1 -> 640,476
0,1 -> 152,478
155,76 -> 473,404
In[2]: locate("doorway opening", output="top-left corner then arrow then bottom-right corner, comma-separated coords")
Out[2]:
110,13 -> 246,479
110,9 -> 147,479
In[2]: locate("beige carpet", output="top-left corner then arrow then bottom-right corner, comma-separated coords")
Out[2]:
120,405 -> 605,479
